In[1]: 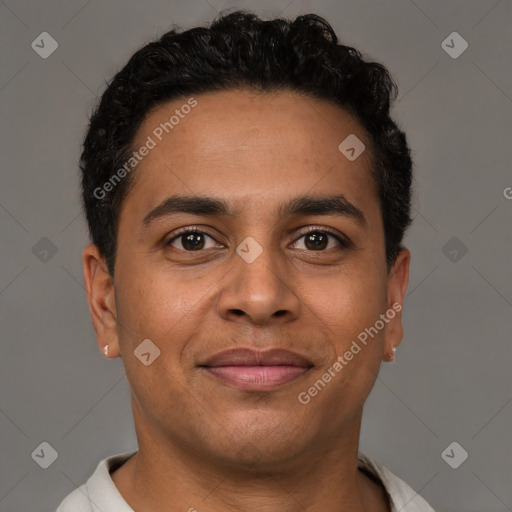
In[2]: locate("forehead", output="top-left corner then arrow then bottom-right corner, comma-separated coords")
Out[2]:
123,89 -> 378,222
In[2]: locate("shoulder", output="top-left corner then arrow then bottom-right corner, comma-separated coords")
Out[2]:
358,452 -> 436,512
55,483 -> 91,512
55,450 -> 137,512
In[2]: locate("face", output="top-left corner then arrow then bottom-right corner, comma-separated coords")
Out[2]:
84,89 -> 409,470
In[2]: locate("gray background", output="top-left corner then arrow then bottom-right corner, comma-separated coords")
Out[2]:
0,1 -> 511,511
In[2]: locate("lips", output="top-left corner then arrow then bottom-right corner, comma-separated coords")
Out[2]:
200,348 -> 313,391
201,348 -> 313,367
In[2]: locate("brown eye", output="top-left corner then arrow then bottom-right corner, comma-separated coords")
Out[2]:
304,232 -> 328,250
166,229 -> 219,251
291,229 -> 349,251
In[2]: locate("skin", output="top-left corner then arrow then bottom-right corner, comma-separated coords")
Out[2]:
83,89 -> 409,512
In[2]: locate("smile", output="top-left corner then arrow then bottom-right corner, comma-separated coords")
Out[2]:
199,348 -> 314,391
202,365 -> 312,390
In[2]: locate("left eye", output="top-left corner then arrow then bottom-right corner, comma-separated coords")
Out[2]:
291,230 -> 346,251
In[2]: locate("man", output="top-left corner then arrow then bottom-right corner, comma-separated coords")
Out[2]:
57,10 -> 435,512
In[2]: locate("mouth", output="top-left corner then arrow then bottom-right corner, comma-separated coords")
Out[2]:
199,348 -> 314,391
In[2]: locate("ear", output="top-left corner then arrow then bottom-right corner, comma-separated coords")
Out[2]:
382,248 -> 410,362
82,244 -> 120,358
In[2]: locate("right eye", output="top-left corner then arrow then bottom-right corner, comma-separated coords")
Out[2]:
165,228 -> 223,252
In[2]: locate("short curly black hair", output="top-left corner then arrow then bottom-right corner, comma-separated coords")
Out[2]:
81,10 -> 413,277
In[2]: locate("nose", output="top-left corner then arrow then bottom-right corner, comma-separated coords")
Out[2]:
216,241 -> 301,326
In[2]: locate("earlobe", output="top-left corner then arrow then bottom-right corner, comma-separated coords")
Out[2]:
82,244 -> 120,358
382,248 -> 410,362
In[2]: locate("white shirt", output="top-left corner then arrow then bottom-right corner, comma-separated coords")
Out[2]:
56,450 -> 436,511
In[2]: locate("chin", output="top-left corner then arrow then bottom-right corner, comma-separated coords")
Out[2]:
206,419 -> 311,473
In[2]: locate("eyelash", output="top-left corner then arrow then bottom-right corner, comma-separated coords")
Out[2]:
165,226 -> 350,252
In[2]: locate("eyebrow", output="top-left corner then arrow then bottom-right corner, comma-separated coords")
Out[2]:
142,193 -> 367,228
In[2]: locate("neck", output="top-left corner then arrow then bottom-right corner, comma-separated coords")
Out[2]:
111,408 -> 389,512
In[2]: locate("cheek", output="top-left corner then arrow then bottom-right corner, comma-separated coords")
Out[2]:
309,268 -> 388,344
114,272 -> 178,346
297,276 -> 388,429
113,274 -> 198,410
114,268 -> 217,371
311,278 -> 388,406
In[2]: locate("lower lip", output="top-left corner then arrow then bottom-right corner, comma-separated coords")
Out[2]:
202,365 -> 311,390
